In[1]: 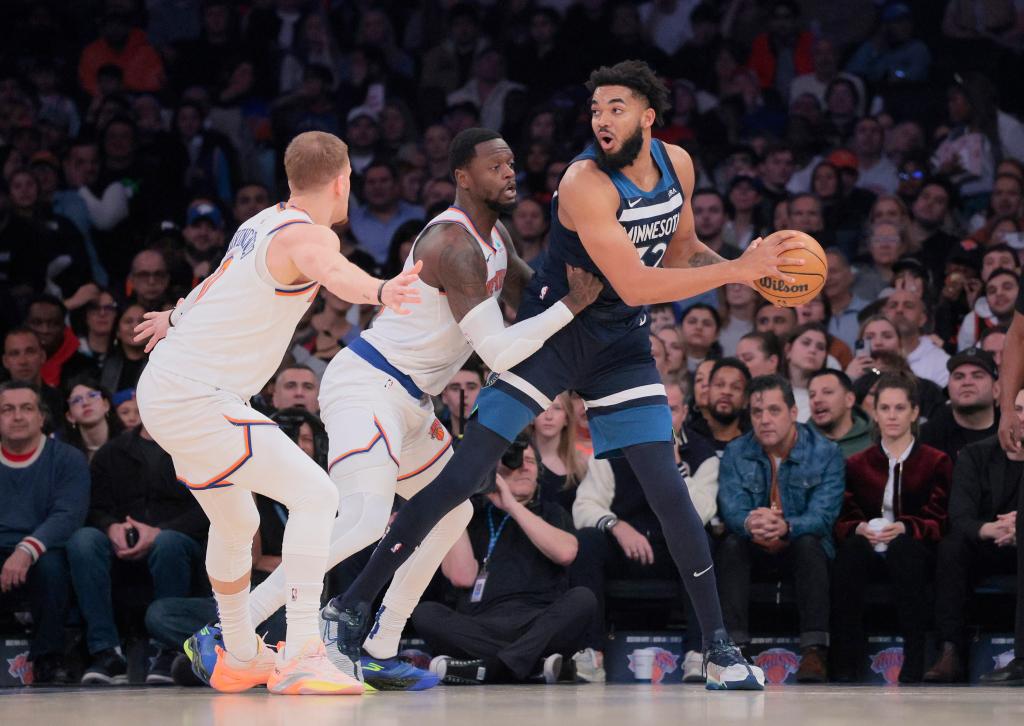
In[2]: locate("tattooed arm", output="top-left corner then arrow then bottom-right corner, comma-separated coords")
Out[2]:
661,144 -> 730,270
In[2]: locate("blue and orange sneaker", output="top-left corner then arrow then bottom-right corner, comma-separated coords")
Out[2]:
183,623 -> 222,685
360,655 -> 440,691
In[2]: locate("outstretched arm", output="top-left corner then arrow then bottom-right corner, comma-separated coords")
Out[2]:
559,161 -> 803,307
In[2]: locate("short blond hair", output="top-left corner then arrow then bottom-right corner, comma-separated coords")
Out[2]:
284,131 -> 349,191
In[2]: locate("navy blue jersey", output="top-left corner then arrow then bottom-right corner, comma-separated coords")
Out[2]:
523,139 -> 684,341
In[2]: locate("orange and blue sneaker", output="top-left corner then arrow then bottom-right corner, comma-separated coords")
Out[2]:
268,639 -> 365,696
360,655 -> 440,691
207,638 -> 277,693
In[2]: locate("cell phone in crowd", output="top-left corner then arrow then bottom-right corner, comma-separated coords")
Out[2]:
125,526 -> 139,548
854,338 -> 872,357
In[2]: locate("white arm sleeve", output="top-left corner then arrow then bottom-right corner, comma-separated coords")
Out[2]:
458,296 -> 574,373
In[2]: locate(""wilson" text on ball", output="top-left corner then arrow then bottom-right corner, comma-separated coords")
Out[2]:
759,278 -> 810,294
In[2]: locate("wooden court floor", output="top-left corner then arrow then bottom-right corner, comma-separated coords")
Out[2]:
4,683 -> 1024,725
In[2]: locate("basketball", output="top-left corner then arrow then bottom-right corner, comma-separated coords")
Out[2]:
752,230 -> 828,307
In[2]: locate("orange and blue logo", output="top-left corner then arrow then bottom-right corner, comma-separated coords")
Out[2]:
429,420 -> 446,442
755,648 -> 800,684
7,651 -> 33,685
869,647 -> 904,684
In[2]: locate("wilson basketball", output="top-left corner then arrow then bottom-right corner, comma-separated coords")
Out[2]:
752,231 -> 828,307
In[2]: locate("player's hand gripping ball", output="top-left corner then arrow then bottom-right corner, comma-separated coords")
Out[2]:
752,230 -> 828,307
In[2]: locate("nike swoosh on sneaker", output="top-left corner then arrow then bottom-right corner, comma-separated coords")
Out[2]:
693,564 -> 713,577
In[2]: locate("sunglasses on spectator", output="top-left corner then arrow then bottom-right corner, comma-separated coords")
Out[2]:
69,390 -> 103,407
898,170 -> 924,181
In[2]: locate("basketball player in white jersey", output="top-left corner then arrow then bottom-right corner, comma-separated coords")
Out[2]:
133,131 -> 422,695
228,128 -> 601,690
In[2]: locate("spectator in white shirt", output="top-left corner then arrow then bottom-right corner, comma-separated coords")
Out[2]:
883,289 -> 950,387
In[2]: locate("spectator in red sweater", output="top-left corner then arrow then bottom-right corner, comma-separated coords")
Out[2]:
831,374 -> 951,683
78,7 -> 165,98
746,0 -> 814,97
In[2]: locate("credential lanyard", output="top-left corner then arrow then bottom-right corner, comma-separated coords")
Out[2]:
483,505 -> 511,570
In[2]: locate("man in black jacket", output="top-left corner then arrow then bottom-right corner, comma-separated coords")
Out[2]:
924,390 -> 1024,682
66,424 -> 207,685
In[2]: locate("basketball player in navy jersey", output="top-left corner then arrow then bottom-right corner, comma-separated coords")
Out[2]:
323,60 -> 805,690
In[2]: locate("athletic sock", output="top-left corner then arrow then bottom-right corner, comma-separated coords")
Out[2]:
363,606 -> 406,660
215,588 -> 258,662
623,441 -> 726,645
338,420 -> 509,609
281,548 -> 329,660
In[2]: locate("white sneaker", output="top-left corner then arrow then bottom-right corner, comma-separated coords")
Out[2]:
572,648 -> 605,683
682,650 -> 705,683
542,653 -> 563,684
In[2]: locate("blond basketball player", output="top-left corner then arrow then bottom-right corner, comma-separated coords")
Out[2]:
134,131 -> 421,695
230,128 -> 600,691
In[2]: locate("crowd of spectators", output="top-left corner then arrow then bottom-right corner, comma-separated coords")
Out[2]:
2,0 -> 1024,689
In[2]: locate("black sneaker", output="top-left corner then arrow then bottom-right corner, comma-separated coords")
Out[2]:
146,649 -> 178,685
81,648 -> 128,685
31,654 -> 70,685
429,656 -> 486,685
703,638 -> 765,691
171,653 -> 205,687
979,657 -> 1024,686
319,599 -> 370,682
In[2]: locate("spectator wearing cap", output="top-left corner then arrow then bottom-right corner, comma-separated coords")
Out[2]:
78,7 -> 165,97
833,374 -> 950,682
924,388 -> 1024,684
883,289 -> 951,387
717,374 -> 844,682
112,389 -> 140,429
907,181 -> 959,285
724,175 -> 764,250
845,2 -> 931,84
853,117 -> 899,195
447,48 -> 525,133
823,249 -> 871,350
348,160 -> 425,265
182,199 -> 226,282
692,190 -> 742,261
921,348 -> 999,463
0,381 -> 90,684
808,369 -> 873,458
345,107 -> 383,176
958,268 -> 1020,350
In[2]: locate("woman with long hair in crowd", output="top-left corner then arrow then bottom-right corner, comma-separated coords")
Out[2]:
832,374 -> 950,683
100,303 -> 148,393
533,392 -> 588,511
795,294 -> 853,369
717,283 -> 759,356
655,325 -> 685,378
76,290 -> 118,367
63,374 -> 123,461
784,322 -> 830,422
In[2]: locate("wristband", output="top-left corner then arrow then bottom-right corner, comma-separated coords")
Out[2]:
377,280 -> 387,305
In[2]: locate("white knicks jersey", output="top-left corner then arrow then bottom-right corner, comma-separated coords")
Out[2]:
360,207 -> 507,396
148,203 -> 321,399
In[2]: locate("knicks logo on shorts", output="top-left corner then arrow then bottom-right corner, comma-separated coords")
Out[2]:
429,420 -> 446,442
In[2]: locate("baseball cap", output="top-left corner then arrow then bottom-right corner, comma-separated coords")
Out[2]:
346,105 -> 379,124
881,2 -> 912,22
827,149 -> 859,170
112,389 -> 136,407
947,347 -> 997,378
186,201 -> 224,228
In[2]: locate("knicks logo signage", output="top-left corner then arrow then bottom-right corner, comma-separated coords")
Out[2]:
429,420 -> 446,442
869,647 -> 904,684
7,651 -> 33,685
485,269 -> 506,295
754,648 -> 799,684
758,277 -> 809,294
627,647 -> 678,684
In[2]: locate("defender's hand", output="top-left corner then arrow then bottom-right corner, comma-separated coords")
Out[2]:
380,260 -> 423,315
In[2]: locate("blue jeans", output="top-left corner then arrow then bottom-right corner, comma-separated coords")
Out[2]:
67,527 -> 203,654
145,588 -> 285,652
0,548 -> 71,658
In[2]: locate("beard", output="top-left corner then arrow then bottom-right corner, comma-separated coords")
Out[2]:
595,124 -> 644,171
814,415 -> 840,434
953,401 -> 992,417
709,405 -> 739,426
485,197 -> 517,214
